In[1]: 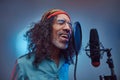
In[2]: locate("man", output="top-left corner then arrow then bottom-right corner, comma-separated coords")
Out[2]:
11,9 -> 75,80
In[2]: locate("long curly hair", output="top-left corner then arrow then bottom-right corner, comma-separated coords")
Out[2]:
25,9 -> 75,67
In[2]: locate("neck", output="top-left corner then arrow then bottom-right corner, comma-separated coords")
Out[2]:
50,45 -> 61,67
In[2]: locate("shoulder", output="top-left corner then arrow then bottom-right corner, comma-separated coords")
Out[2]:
17,53 -> 34,64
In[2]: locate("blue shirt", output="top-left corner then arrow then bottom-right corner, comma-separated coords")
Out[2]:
11,54 -> 69,80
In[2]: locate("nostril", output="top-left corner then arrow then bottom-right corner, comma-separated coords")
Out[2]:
64,29 -> 70,33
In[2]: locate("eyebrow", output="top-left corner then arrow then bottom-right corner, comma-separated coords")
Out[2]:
56,18 -> 71,22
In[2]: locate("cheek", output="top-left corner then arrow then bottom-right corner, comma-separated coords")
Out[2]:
52,31 -> 59,40
52,28 -> 58,41
52,24 -> 63,40
52,28 -> 60,39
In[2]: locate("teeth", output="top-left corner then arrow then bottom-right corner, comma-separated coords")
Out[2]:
61,35 -> 69,39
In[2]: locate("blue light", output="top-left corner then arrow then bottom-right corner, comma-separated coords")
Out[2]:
16,27 -> 29,57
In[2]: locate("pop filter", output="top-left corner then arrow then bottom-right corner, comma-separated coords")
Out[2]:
73,21 -> 82,53
72,21 -> 82,80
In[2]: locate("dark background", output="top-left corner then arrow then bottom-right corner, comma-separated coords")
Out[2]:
0,0 -> 120,80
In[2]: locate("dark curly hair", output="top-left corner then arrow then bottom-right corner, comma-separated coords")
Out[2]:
25,12 -> 75,67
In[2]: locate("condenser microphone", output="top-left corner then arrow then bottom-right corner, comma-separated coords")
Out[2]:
89,28 -> 100,67
86,28 -> 117,80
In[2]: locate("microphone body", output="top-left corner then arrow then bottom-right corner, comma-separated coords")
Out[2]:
89,28 -> 100,67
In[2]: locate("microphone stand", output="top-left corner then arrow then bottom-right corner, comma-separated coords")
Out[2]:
85,43 -> 117,80
74,51 -> 78,80
99,48 -> 117,80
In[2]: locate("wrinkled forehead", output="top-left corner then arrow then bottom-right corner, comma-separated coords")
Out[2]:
41,9 -> 70,21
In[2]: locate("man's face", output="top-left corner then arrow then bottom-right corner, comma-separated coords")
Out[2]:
51,14 -> 72,49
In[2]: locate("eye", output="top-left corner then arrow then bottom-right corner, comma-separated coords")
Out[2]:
57,19 -> 66,25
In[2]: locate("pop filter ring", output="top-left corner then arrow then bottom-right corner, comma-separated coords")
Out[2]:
73,21 -> 82,53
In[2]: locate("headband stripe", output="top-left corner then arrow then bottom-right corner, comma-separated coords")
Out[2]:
47,11 -> 70,19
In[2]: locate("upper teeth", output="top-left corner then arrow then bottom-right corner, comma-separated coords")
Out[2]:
61,35 -> 68,38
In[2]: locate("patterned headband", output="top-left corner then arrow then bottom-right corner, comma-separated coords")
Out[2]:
41,9 -> 70,21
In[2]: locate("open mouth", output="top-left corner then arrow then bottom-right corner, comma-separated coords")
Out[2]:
60,34 -> 70,41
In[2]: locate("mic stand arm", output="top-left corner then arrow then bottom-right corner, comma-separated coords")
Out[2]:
99,48 -> 117,80
106,49 -> 115,76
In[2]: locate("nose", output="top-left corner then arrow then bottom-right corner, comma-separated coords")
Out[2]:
63,23 -> 72,34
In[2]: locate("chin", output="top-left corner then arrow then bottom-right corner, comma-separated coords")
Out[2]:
54,43 -> 68,50
52,40 -> 69,49
60,47 -> 67,50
